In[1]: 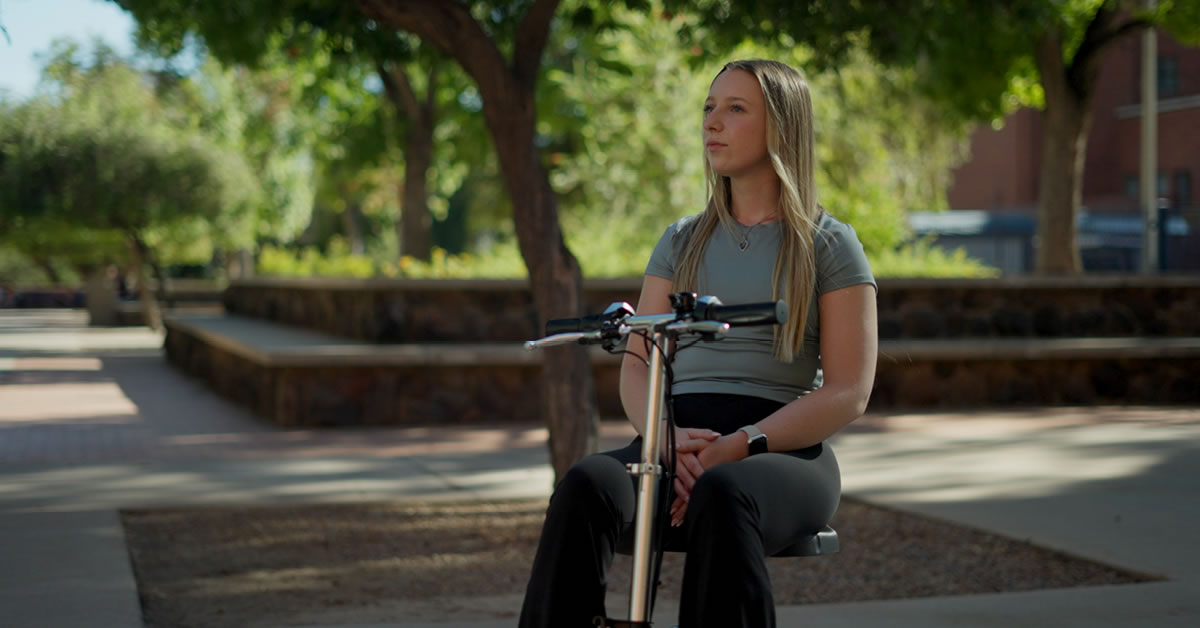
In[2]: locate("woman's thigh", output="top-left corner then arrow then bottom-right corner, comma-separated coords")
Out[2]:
686,443 -> 841,554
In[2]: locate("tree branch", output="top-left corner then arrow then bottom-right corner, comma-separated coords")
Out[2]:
513,0 -> 562,88
1068,6 -> 1152,101
1034,29 -> 1066,98
376,61 -> 421,122
355,0 -> 508,93
425,60 -> 438,118
1090,17 -> 1154,54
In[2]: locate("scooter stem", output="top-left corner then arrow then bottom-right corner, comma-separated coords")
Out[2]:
627,330 -> 670,623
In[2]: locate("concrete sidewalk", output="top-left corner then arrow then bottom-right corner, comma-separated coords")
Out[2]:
1,309 -> 1197,627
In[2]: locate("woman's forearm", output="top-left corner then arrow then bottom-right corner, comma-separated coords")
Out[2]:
619,354 -> 650,437
755,382 -> 871,452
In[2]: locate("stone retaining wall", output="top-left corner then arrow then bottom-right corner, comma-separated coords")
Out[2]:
873,355 -> 1199,408
875,276 -> 1200,339
164,327 -> 625,425
171,275 -> 1200,425
166,322 -> 1199,426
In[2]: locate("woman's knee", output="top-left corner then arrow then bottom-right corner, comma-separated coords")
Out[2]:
554,453 -> 633,507
689,465 -> 752,514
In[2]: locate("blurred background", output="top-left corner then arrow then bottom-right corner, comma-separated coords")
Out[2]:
3,0 -> 1194,304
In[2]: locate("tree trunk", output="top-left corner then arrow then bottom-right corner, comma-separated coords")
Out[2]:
401,120 -> 433,259
1034,33 -> 1091,274
37,260 -> 61,285
343,200 -> 366,255
127,236 -> 162,331
132,234 -> 174,310
84,266 -> 118,327
1030,6 -> 1143,274
378,62 -> 435,261
487,92 -> 598,483
358,0 -> 597,483
1034,93 -> 1090,274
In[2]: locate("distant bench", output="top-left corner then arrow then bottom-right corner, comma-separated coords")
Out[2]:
164,314 -> 1200,427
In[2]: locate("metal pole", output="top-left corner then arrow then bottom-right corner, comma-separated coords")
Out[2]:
1141,3 -> 1158,273
628,330 -> 668,623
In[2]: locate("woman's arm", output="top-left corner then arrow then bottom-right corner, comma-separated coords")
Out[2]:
695,282 -> 878,463
619,274 -> 673,436
622,274 -> 717,511
761,282 -> 878,448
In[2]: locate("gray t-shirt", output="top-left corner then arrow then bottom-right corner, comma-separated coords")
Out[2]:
645,211 -> 876,404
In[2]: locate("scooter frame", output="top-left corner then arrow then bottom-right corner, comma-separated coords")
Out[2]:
525,293 -> 784,626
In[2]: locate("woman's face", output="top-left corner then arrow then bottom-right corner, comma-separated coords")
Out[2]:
703,68 -> 770,179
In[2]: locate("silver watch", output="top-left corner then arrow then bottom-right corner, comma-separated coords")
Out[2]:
738,425 -> 768,456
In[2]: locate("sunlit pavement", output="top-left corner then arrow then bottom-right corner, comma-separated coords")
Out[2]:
1,310 -> 1197,627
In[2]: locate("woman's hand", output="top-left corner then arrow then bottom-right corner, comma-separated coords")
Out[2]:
665,427 -> 718,504
668,431 -> 749,526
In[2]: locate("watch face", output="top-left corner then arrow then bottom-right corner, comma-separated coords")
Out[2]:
748,433 -> 768,456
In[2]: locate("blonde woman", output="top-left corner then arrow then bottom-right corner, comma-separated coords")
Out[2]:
520,59 -> 878,628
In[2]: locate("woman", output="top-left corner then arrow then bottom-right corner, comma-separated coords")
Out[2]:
520,59 -> 878,628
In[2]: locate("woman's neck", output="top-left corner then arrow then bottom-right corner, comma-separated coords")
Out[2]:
728,167 -> 781,225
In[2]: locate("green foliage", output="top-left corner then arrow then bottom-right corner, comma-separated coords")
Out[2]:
92,0 -> 996,282
258,239 -> 528,279
114,0 -> 493,260
871,239 -> 999,279
158,54 -> 317,245
0,245 -> 53,286
536,3 -> 969,274
255,235 -> 996,280
391,244 -> 528,279
665,0 -> 1200,122
258,239 -> 376,278
0,42 -> 256,269
543,6 -> 709,276
802,45 -> 968,254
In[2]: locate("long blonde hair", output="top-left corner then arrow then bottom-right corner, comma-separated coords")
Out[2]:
673,59 -> 821,363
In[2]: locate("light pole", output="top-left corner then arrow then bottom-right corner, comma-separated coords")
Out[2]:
1140,1 -> 1159,273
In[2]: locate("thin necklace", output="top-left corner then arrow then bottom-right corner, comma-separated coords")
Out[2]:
736,217 -> 772,252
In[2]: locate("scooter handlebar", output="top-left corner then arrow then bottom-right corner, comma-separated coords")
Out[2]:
694,300 -> 787,327
542,298 -> 785,336
545,313 -> 608,335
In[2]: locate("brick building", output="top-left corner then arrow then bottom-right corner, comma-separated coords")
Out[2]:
943,28 -> 1199,272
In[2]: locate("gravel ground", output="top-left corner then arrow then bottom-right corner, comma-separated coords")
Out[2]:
121,497 -> 1154,627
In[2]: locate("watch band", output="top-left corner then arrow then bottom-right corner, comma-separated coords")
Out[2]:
738,425 -> 768,456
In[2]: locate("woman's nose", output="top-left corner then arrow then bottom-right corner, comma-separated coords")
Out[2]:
704,113 -> 721,132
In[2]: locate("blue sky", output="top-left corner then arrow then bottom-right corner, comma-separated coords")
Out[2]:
0,0 -> 136,99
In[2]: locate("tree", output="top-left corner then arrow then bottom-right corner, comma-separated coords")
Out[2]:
665,0 -> 1200,273
0,42 -> 255,327
541,6 -> 963,270
112,0 -> 597,481
351,0 -> 599,482
155,55 -> 319,267
114,0 -> 480,262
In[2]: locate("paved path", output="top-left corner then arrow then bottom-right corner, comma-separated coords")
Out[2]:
1,309 -> 1198,627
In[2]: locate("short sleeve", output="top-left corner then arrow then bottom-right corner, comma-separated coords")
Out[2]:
645,215 -> 696,279
815,213 -> 877,295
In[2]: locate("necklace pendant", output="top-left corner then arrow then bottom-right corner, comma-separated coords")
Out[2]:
739,239 -> 749,251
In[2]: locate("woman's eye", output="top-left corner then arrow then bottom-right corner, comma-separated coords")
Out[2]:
703,105 -> 713,114
731,104 -> 744,112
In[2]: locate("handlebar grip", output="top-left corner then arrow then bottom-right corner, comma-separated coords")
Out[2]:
545,313 -> 607,335
695,300 -> 787,327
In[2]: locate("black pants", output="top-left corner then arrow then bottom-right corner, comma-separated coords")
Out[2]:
519,393 -> 841,628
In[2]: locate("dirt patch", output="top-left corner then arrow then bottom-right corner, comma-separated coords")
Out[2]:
121,498 -> 1155,627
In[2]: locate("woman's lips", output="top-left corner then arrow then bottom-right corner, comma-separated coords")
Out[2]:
706,141 -> 726,150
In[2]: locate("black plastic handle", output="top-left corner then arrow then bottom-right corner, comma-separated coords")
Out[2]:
545,302 -> 635,336
545,313 -> 608,335
694,300 -> 787,327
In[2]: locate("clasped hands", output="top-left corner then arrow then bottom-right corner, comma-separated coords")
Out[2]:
664,427 -> 747,527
